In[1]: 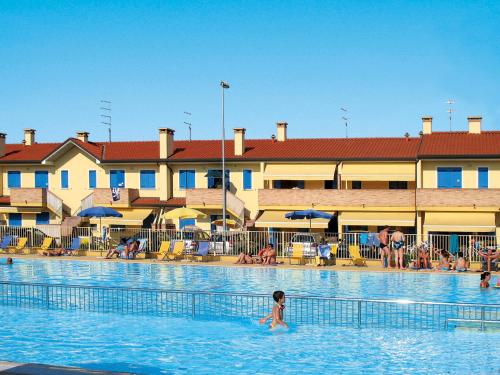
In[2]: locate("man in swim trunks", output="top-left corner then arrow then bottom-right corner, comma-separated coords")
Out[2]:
378,226 -> 390,268
390,229 -> 405,270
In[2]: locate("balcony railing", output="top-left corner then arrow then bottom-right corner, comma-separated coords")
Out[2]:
9,188 -> 63,217
91,188 -> 140,207
185,189 -> 245,222
416,188 -> 500,208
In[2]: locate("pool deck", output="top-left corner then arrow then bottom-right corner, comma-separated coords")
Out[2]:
0,361 -> 135,375
0,253 -> 497,276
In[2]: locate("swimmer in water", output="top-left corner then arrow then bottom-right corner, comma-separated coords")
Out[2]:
6,257 -> 12,265
259,290 -> 288,329
480,272 -> 491,288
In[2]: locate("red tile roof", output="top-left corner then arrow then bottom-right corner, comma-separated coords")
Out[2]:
0,196 -> 10,204
418,132 -> 500,158
2,143 -> 60,162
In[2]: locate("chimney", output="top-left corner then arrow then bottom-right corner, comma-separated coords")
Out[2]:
0,133 -> 6,157
159,128 -> 175,158
233,128 -> 246,156
468,116 -> 482,134
76,131 -> 89,143
276,122 -> 288,142
422,117 -> 432,135
24,129 -> 36,145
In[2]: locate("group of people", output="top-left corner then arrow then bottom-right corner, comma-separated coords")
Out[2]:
105,238 -> 141,259
235,243 -> 277,265
378,226 -> 406,269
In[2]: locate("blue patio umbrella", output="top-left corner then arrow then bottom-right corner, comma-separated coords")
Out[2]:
78,206 -> 123,233
285,209 -> 334,230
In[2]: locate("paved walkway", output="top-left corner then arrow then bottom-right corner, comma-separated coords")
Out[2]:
0,362 -> 135,375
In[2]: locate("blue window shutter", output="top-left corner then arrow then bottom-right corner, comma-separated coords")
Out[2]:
140,170 -> 155,188
438,167 -> 462,188
478,167 -> 488,189
36,212 -> 50,225
452,168 -> 462,188
187,170 -> 195,188
7,171 -> 21,188
207,169 -> 215,188
89,170 -> 96,189
180,170 -> 195,189
179,170 -> 186,189
180,218 -> 195,229
9,213 -> 22,227
243,170 -> 252,190
110,170 -> 125,188
61,170 -> 69,189
35,171 -> 48,188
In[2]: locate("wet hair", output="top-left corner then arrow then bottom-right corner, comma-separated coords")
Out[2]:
268,243 -> 274,249
6,257 -> 13,265
458,252 -> 464,258
481,272 -> 491,280
273,290 -> 285,303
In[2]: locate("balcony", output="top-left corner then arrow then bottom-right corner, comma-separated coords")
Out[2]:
258,189 -> 415,210
185,189 -> 245,221
10,188 -> 63,217
88,188 -> 140,208
416,189 -> 500,211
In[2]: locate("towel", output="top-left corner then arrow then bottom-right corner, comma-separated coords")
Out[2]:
449,234 -> 459,255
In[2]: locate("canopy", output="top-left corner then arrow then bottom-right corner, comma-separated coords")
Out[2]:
255,210 -> 331,229
423,212 -> 496,233
341,162 -> 415,181
163,207 -> 207,220
211,218 -> 240,229
90,209 -> 152,226
78,206 -> 122,218
339,212 -> 415,227
285,209 -> 334,220
264,164 -> 336,181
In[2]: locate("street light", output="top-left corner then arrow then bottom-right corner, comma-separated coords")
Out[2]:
220,81 -> 230,252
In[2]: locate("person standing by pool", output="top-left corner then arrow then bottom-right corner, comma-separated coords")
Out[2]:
390,229 -> 405,270
480,272 -> 491,288
378,226 -> 390,268
259,291 -> 288,329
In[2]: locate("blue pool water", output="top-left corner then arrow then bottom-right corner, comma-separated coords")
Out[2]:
0,258 -> 499,304
0,258 -> 499,374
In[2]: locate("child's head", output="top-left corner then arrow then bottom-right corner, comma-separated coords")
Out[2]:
481,272 -> 491,281
273,290 -> 285,304
458,251 -> 464,258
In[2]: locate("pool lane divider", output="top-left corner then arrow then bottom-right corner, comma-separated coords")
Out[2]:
0,281 -> 499,331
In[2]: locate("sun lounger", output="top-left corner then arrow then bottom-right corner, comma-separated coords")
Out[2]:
157,241 -> 171,261
345,245 -> 367,267
15,237 -> 28,252
315,244 -> 337,266
289,243 -> 306,265
40,237 -> 53,251
165,241 -> 184,261
64,237 -> 81,256
0,235 -> 12,252
186,241 -> 210,262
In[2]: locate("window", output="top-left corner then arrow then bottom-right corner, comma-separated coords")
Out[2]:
351,181 -> 362,189
7,171 -> 21,188
207,170 -> 230,189
389,181 -> 408,189
34,171 -> 49,188
478,167 -> 488,189
9,213 -> 22,227
179,218 -> 196,229
36,212 -> 50,225
88,170 -> 96,189
437,167 -> 462,188
243,170 -> 252,190
61,170 -> 69,189
179,170 -> 196,189
324,180 -> 337,189
140,170 -> 156,189
110,170 -> 125,188
272,180 -> 305,189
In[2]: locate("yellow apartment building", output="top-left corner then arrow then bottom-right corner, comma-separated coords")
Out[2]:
0,117 -> 499,239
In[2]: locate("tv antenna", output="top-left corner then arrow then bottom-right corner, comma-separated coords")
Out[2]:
100,100 -> 112,142
445,99 -> 455,131
341,107 -> 349,138
184,111 -> 192,141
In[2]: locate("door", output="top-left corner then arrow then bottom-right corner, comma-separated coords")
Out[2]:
437,167 -> 462,188
35,171 -> 49,188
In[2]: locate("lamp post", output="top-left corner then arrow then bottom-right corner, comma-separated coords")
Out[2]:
220,81 -> 230,252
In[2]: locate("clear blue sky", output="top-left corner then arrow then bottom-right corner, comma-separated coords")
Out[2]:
1,1 -> 499,143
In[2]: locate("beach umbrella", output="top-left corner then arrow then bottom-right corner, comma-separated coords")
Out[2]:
162,207 -> 207,220
78,206 -> 123,234
211,218 -> 240,229
285,209 -> 334,230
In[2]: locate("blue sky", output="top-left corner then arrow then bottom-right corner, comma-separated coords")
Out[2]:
1,1 -> 499,143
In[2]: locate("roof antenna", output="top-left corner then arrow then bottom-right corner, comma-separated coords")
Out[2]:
340,107 -> 349,138
184,111 -> 192,141
445,99 -> 455,131
100,100 -> 112,142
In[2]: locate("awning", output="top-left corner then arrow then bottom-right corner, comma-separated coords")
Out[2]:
341,162 -> 415,181
264,164 -> 336,181
339,212 -> 415,227
255,210 -> 332,229
423,212 -> 496,233
90,209 -> 153,227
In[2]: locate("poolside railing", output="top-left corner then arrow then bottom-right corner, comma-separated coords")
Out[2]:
0,225 -> 497,263
0,281 -> 499,331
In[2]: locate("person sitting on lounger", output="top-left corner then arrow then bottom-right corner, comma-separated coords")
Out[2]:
123,240 -> 140,259
254,244 -> 272,264
262,243 -> 277,265
42,248 -> 68,256
438,250 -> 451,271
235,251 -> 254,264
416,242 -> 430,269
453,252 -> 468,272
105,238 -> 127,259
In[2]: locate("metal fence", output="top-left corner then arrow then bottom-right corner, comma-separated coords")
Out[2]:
0,281 -> 498,331
0,225 -> 498,263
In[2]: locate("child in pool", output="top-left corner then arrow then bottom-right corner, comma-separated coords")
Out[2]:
259,290 -> 288,329
480,272 -> 491,288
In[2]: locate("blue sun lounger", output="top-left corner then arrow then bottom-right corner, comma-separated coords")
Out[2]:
64,237 -> 81,255
187,241 -> 210,262
0,235 -> 13,252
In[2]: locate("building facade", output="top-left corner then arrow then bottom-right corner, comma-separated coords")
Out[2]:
0,116 -> 499,238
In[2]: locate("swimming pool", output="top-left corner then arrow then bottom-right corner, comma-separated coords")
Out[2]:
0,259 -> 499,374
0,259 -> 498,304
